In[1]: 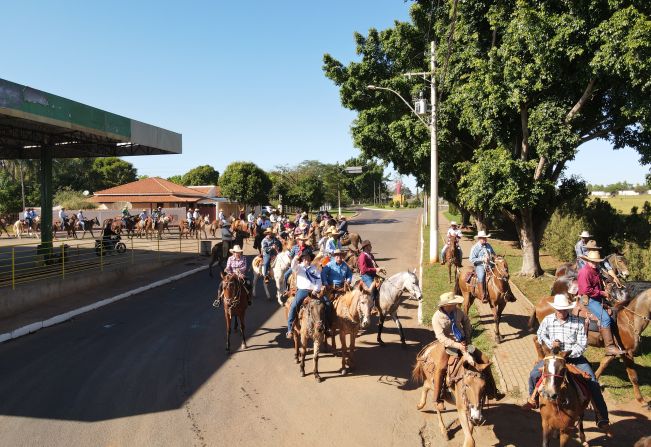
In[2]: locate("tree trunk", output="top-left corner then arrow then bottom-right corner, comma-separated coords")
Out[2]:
460,207 -> 471,228
474,211 -> 488,232
513,208 -> 544,277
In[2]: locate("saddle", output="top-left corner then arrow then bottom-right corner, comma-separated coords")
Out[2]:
464,270 -> 476,284
571,295 -> 616,333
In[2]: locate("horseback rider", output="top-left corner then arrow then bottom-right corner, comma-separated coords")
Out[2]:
139,209 -> 148,221
101,219 -> 118,250
121,206 -> 130,227
286,251 -> 330,339
469,230 -> 496,304
325,226 -> 343,256
152,206 -> 162,225
214,245 -> 251,308
299,211 -> 310,227
582,240 -> 623,287
440,221 -> 463,265
431,292 -> 504,410
77,209 -> 86,231
283,235 -> 313,294
523,294 -> 612,433
321,248 -> 353,300
58,207 -> 69,231
261,228 -> 281,283
578,250 -> 625,356
336,216 -> 348,238
220,218 -> 234,257
218,209 -> 225,222
193,208 -> 200,223
186,207 -> 195,231
247,209 -> 256,232
575,230 -> 592,268
358,240 -> 385,308
25,208 -> 36,229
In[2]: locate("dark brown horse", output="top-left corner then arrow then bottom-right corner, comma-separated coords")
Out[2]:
284,294 -> 326,382
444,239 -> 462,283
340,232 -> 362,250
531,289 -> 651,409
455,256 -> 512,343
220,272 -> 249,354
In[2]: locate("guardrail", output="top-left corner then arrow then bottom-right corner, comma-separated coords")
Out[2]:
0,235 -> 210,290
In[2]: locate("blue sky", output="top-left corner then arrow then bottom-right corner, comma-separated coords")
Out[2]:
2,0 -> 647,189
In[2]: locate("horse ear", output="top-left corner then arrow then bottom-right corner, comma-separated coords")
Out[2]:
560,350 -> 571,359
475,361 -> 491,372
540,339 -> 551,356
220,271 -> 226,280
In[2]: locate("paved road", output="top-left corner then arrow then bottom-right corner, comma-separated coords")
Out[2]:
0,208 -> 443,447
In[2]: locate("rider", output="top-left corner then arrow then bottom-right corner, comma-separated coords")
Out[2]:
186,207 -> 195,231
25,208 -> 36,229
220,218 -> 234,257
336,216 -> 348,238
578,250 -> 625,356
193,208 -> 200,224
469,230 -> 496,304
286,251 -> 325,339
283,235 -> 313,295
218,209 -> 225,222
358,240 -> 385,308
440,221 -> 463,265
77,209 -> 86,231
261,228 -> 282,284
321,248 -> 353,299
139,208 -> 148,222
574,230 -> 592,268
214,245 -> 251,308
101,219 -> 118,250
58,207 -> 69,231
299,211 -> 310,227
247,209 -> 256,232
325,226 -> 343,256
523,294 -> 612,433
431,292 -> 504,410
583,240 -> 622,287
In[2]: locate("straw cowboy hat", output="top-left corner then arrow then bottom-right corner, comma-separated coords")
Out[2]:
580,250 -> 604,263
438,292 -> 464,307
360,239 -> 372,249
229,245 -> 244,254
264,228 -> 274,235
474,230 -> 491,238
332,248 -> 347,256
549,294 -> 576,311
579,230 -> 592,238
585,240 -> 601,251
450,221 -> 458,226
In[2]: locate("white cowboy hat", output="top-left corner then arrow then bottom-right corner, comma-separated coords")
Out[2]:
579,230 -> 592,238
264,227 -> 274,235
229,245 -> 244,253
474,230 -> 491,238
438,292 -> 464,307
549,294 -> 576,310
450,221 -> 458,226
332,248 -> 347,256
580,250 -> 604,263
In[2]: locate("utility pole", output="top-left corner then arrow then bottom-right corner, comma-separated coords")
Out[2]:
429,40 -> 439,264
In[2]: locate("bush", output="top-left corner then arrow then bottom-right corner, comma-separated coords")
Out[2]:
448,202 -> 459,216
54,188 -> 97,210
542,211 -> 587,262
624,242 -> 651,280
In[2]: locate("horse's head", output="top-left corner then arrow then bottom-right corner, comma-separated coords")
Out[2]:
609,253 -> 630,279
540,349 -> 569,401
354,281 -> 374,329
305,297 -> 326,335
404,270 -> 422,301
462,360 -> 491,426
493,256 -> 510,282
220,273 -> 239,299
605,281 -> 629,305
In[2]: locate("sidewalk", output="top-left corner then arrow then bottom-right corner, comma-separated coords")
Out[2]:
440,213 -> 537,398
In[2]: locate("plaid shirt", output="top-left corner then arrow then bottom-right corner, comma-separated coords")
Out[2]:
537,313 -> 587,358
225,255 -> 247,276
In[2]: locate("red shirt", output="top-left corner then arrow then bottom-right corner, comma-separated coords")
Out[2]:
577,264 -> 602,299
358,251 -> 377,276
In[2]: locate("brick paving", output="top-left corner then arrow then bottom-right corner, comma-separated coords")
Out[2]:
440,213 -> 538,399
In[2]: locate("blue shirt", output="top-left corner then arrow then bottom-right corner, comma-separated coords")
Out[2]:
321,259 -> 353,287
262,237 -> 281,254
469,242 -> 495,266
289,244 -> 313,259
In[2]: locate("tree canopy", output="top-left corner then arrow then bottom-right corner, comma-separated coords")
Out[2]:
219,161 -> 271,206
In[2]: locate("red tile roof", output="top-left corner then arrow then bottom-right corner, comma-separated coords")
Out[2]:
93,177 -> 205,197
90,194 -> 198,203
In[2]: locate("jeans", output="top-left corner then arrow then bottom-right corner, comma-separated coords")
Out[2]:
587,298 -> 612,328
284,267 -> 293,288
262,253 -> 273,277
361,273 -> 379,307
287,289 -> 311,331
528,356 -> 609,422
475,264 -> 486,285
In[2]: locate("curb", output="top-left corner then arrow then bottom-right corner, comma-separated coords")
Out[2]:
508,279 -> 535,310
418,213 -> 424,324
361,207 -> 395,212
0,264 -> 208,344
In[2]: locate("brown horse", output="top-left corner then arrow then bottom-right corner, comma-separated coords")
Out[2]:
413,341 -> 492,447
555,253 -> 630,280
537,347 -> 591,447
455,256 -> 512,343
220,272 -> 249,354
340,232 -> 362,250
284,294 -> 326,382
0,217 -> 11,237
444,239 -> 462,283
531,289 -> 651,409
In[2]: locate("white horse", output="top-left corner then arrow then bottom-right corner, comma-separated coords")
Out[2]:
251,251 -> 292,304
376,270 -> 422,346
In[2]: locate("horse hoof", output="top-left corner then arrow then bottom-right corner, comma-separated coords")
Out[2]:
377,339 -> 386,347
340,368 -> 347,376
496,335 -> 502,344
301,371 -> 306,377
315,375 -> 323,383
416,402 -> 425,411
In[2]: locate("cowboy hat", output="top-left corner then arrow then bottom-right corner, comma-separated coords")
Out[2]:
549,294 -> 576,311
332,248 -> 347,256
438,292 -> 464,307
301,212 -> 308,217
450,221 -> 458,226
264,228 -> 274,235
585,240 -> 601,250
360,239 -> 372,249
300,251 -> 314,261
579,230 -> 592,238
229,245 -> 244,253
295,234 -> 309,241
474,230 -> 491,238
580,250 -> 604,263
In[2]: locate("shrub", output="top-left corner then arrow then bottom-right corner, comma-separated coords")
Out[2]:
542,211 -> 587,262
623,241 -> 651,281
54,188 -> 97,210
448,202 -> 459,216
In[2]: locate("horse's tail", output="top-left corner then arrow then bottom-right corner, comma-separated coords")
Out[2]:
411,359 -> 426,384
454,273 -> 462,296
528,308 -> 539,332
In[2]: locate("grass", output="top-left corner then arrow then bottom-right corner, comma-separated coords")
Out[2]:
444,211 -> 461,223
593,194 -> 651,214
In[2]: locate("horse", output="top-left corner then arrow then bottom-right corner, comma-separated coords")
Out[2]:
231,219 -> 250,245
555,253 -> 630,280
444,238 -> 462,284
13,220 -> 25,239
340,231 -> 362,250
329,281 -> 374,375
209,218 -> 220,238
194,217 -> 208,240
78,217 -> 100,239
413,341 -> 492,447
284,294 -> 326,382
376,270 -> 423,346
537,347 -> 591,447
0,217 -> 11,237
344,248 -> 360,273
250,245 -> 292,303
220,272 -> 249,354
455,256 -> 513,343
531,289 -> 651,409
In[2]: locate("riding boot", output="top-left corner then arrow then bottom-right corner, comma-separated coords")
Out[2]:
477,283 -> 488,304
431,367 -> 447,411
599,326 -> 625,356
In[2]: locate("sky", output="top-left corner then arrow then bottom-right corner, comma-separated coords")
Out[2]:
2,0 -> 648,190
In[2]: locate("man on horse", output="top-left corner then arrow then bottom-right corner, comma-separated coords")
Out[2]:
358,240 -> 385,308
286,251 -> 328,339
578,250 -> 625,356
139,208 -> 148,221
261,228 -> 281,283
58,207 -> 69,231
77,210 -> 86,231
152,206 -> 163,225
581,240 -> 623,287
247,209 -> 256,232
440,221 -> 462,265
523,294 -> 612,433
283,234 -> 313,295
321,248 -> 353,301
336,215 -> 348,238
25,208 -> 36,230
121,206 -> 130,227
575,230 -> 592,268
214,245 -> 251,308
469,230 -> 496,304
325,226 -> 343,256
186,207 -> 195,231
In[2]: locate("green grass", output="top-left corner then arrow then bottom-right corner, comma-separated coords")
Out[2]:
593,194 -> 651,214
444,211 -> 461,223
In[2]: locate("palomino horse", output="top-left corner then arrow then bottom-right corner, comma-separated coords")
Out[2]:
220,272 -> 250,354
329,281 -> 375,375
340,232 -> 362,250
376,270 -> 423,346
444,239 -> 462,283
537,347 -> 591,447
532,288 -> 651,409
284,294 -> 326,382
455,256 -> 512,343
413,341 -> 492,447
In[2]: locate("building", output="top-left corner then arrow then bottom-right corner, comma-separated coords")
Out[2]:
188,185 -> 241,221
590,191 -> 608,197
91,177 -> 205,211
618,190 -> 639,196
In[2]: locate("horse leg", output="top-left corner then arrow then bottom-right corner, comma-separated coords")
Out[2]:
313,340 -> 322,382
494,301 -> 505,344
377,314 -> 386,346
458,410 -> 475,447
348,332 -> 356,369
622,355 -> 649,408
577,416 -> 587,447
293,333 -> 300,364
225,312 -> 231,354
435,406 -> 448,439
593,355 -> 615,379
416,379 -> 430,411
339,331 -> 347,375
239,314 -> 247,349
392,312 -> 406,346
559,430 -> 571,447
448,260 -> 452,284
541,418 -> 551,447
300,339 -> 307,377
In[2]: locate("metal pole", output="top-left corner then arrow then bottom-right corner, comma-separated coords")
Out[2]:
429,40 -> 440,264
338,187 -> 341,217
11,247 -> 15,290
39,146 -> 53,255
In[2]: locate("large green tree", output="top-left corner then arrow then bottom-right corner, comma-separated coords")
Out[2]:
219,161 -> 271,206
324,0 -> 651,275
181,164 -> 219,186
90,157 -> 137,191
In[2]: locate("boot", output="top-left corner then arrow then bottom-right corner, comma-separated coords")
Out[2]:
600,326 -> 625,356
477,283 -> 488,304
431,367 -> 447,411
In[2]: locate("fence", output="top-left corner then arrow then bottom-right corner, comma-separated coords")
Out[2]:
0,234 -> 210,290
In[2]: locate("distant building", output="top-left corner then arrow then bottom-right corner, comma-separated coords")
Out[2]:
91,177 -> 205,210
188,185 -> 241,221
590,191 -> 608,197
618,190 -> 638,196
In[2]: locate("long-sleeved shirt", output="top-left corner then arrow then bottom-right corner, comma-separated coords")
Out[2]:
446,228 -> 462,244
247,213 -> 255,223
431,308 -> 472,350
59,210 -> 68,220
358,251 -> 377,276
225,255 -> 247,276
289,243 -> 312,259
577,264 -> 603,299
325,237 -> 342,255
262,236 -> 281,255
469,242 -> 495,266
291,256 -> 322,292
337,220 -> 348,234
537,314 -> 586,358
575,239 -> 588,259
321,259 -> 353,287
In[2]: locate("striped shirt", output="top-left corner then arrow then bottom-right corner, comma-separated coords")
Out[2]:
537,314 -> 586,358
469,242 -> 495,266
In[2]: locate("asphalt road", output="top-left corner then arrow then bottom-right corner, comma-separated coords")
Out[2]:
0,208 -> 443,447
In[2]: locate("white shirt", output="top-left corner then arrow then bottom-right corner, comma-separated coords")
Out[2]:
193,211 -> 199,219
187,211 -> 193,220
446,228 -> 462,242
77,212 -> 84,221
291,256 -> 322,292
218,211 -> 225,221
247,213 -> 255,223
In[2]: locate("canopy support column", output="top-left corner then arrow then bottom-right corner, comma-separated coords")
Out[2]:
39,146 -> 53,251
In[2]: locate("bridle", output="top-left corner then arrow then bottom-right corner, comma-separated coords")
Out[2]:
459,367 -> 488,426
540,355 -> 568,408
486,257 -> 509,301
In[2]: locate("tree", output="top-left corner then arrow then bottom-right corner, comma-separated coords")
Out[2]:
90,157 -> 137,191
219,161 -> 271,206
342,156 -> 385,203
181,165 -> 219,186
324,1 -> 651,275
271,161 -> 344,209
167,175 -> 183,185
